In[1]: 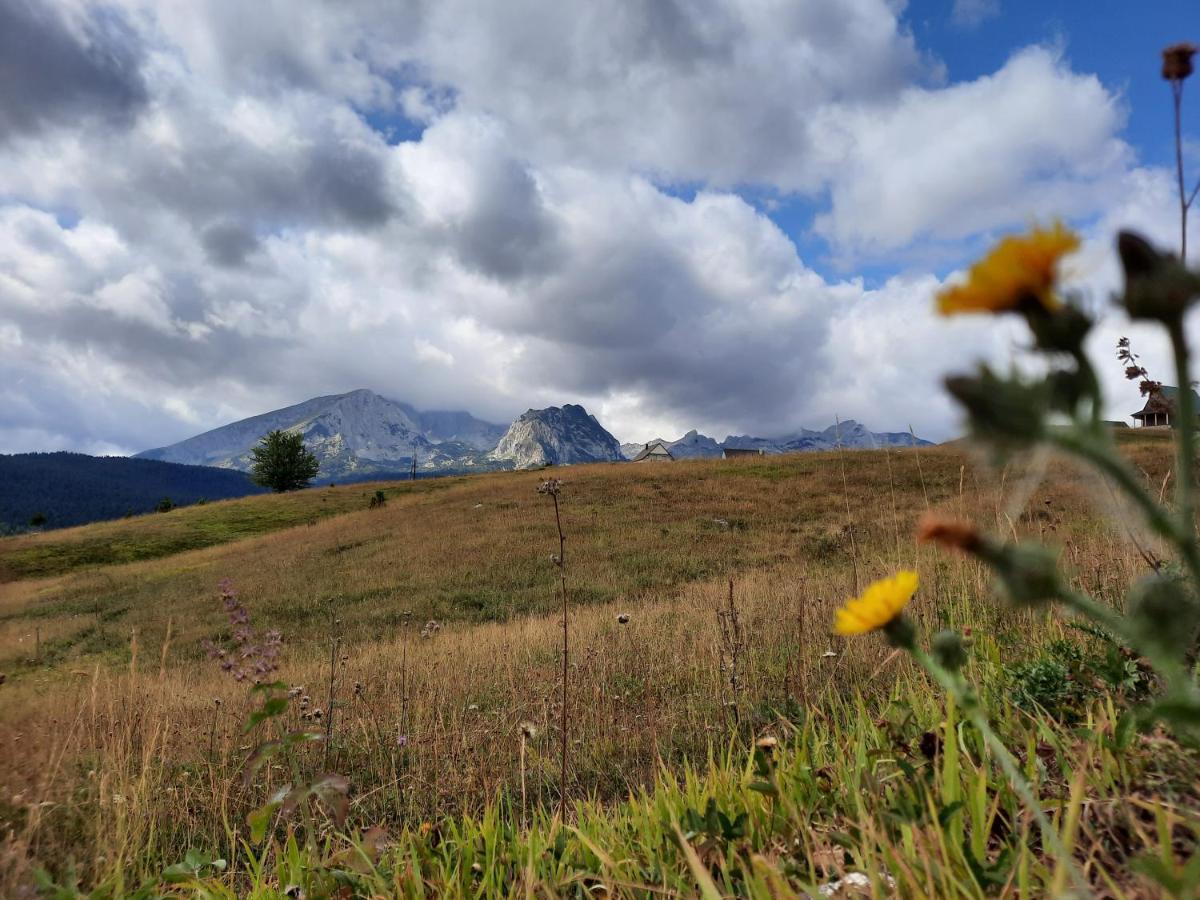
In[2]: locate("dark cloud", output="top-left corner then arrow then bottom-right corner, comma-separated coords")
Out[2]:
0,1 -> 147,141
303,140 -> 396,227
453,161 -> 559,280
84,123 -> 399,244
201,222 -> 261,268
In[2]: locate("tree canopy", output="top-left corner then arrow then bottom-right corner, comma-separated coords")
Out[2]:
250,430 -> 320,492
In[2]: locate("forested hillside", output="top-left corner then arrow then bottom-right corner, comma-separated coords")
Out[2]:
0,452 -> 265,532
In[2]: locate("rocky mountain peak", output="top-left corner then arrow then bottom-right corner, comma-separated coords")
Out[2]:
489,404 -> 624,469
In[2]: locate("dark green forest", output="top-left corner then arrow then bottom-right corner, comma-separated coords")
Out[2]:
0,452 -> 265,533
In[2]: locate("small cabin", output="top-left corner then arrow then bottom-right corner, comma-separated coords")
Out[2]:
632,440 -> 674,462
1131,386 -> 1200,428
722,447 -> 765,459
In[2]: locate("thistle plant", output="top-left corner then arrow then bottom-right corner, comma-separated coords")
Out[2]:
200,578 -> 282,682
202,580 -> 348,859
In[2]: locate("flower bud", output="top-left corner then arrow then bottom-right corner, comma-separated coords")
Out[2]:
1118,231 -> 1200,323
1024,302 -> 1092,356
1127,574 -> 1200,663
981,542 -> 1062,607
882,614 -> 916,650
931,630 -> 969,673
944,367 -> 1047,453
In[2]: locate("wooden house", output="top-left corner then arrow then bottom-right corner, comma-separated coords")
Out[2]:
722,447 -> 765,459
1131,385 -> 1200,428
632,440 -> 674,462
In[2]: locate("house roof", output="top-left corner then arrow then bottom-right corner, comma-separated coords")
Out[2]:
631,440 -> 674,461
1132,385 -> 1200,418
1159,385 -> 1200,404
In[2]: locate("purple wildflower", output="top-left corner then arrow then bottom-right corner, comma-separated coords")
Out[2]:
202,580 -> 284,683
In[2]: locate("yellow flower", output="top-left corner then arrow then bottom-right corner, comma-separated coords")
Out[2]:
936,224 -> 1080,316
834,570 -> 919,636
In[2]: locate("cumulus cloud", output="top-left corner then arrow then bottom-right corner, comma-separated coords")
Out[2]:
813,47 -> 1132,257
0,0 -> 1182,454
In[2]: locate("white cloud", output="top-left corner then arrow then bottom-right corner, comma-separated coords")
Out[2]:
952,0 -> 1000,29
814,47 -> 1132,257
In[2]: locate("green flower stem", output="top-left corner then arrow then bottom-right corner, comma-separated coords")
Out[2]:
1072,349 -> 1104,431
1056,585 -> 1191,688
1053,587 -> 1128,641
909,645 -> 1090,898
1050,429 -> 1200,585
1168,319 -> 1197,543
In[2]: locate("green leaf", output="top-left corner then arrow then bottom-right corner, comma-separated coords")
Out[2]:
937,799 -> 964,827
248,802 -> 281,844
247,785 -> 291,843
245,696 -> 289,732
1114,711 -> 1137,751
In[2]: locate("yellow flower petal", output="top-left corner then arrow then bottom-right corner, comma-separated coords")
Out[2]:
936,223 -> 1079,316
833,570 -> 920,636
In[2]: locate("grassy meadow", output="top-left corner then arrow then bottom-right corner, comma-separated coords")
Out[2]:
1,429 -> 1198,897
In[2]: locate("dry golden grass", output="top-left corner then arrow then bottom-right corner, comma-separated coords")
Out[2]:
0,431 -> 1189,892
0,433 -> 1174,672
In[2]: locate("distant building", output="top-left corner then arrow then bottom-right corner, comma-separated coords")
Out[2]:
632,440 -> 674,462
1131,385 -> 1200,428
722,447 -> 765,459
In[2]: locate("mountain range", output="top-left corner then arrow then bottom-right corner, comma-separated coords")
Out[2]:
137,389 -> 932,481
621,422 -> 929,460
138,389 -> 510,480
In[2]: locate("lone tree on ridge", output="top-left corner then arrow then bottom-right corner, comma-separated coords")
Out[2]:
250,430 -> 320,492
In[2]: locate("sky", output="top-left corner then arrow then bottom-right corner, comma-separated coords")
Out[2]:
0,0 -> 1197,454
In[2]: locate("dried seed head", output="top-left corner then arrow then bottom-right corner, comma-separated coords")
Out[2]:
1163,42 -> 1198,81
616,613 -> 630,625
536,478 -> 562,496
519,721 -> 538,740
